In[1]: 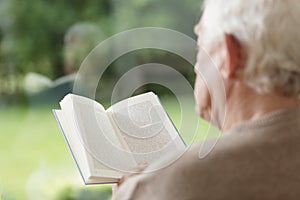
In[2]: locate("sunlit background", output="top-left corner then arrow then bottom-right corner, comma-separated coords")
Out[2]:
0,0 -> 222,199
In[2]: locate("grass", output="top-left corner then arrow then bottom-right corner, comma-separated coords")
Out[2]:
0,97 -> 220,199
0,106 -> 79,199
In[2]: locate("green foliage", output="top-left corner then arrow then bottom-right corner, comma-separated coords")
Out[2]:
113,0 -> 202,36
0,0 -> 203,102
0,75 -> 26,106
4,0 -> 201,78
7,0 -> 111,78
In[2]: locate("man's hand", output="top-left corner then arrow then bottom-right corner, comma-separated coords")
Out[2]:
112,162 -> 148,196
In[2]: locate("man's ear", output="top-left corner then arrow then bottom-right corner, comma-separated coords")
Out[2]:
223,33 -> 245,78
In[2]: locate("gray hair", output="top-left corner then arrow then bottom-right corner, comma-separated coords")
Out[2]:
202,0 -> 300,96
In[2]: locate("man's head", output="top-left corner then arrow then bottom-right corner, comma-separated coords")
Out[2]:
194,0 -> 300,129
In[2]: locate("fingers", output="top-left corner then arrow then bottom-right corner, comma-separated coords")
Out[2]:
116,162 -> 149,187
112,183 -> 118,196
112,162 -> 149,198
117,174 -> 130,186
132,161 -> 148,173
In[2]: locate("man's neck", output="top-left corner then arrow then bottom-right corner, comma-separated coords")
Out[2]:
222,83 -> 300,132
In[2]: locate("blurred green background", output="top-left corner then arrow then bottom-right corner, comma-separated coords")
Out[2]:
0,0 -> 222,199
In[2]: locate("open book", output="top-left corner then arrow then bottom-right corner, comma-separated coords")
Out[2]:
53,92 -> 186,184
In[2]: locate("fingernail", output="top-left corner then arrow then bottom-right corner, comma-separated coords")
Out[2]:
140,161 -> 148,166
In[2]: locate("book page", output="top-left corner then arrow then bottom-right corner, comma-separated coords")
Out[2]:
54,108 -> 122,183
54,109 -> 92,181
107,92 -> 186,167
62,94 -> 136,174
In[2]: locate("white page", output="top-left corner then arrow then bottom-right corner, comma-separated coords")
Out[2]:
61,94 -> 136,173
54,109 -> 92,181
107,92 -> 186,166
54,108 -> 122,183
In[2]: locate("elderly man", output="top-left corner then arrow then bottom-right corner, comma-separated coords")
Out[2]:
113,0 -> 300,199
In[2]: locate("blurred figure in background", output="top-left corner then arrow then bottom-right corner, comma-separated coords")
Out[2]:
23,22 -> 104,103
64,22 -> 103,74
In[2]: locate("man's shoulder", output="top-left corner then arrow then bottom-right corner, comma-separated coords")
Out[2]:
149,131 -> 295,199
